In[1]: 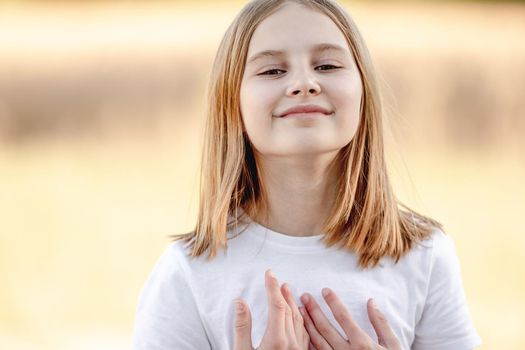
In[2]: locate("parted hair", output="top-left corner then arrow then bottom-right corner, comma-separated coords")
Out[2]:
170,0 -> 441,268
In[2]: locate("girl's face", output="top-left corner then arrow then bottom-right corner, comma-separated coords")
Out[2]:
240,2 -> 363,157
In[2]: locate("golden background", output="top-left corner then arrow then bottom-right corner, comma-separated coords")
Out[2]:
0,1 -> 524,349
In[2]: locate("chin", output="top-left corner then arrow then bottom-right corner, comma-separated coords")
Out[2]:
272,145 -> 342,157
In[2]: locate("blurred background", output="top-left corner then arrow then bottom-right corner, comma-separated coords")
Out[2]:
0,0 -> 524,349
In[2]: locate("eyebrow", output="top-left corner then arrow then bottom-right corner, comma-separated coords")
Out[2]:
246,43 -> 349,64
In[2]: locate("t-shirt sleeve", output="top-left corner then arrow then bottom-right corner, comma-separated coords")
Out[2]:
130,242 -> 211,350
412,231 -> 481,350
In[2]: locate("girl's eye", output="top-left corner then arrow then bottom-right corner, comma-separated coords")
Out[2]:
316,64 -> 341,71
259,69 -> 286,76
258,65 -> 341,76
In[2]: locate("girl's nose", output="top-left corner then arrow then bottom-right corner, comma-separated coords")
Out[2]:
289,87 -> 320,96
286,72 -> 321,97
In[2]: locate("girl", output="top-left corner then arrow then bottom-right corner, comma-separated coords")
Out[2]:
131,0 -> 481,349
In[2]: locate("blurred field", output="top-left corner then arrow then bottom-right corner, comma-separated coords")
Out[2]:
0,1 -> 524,349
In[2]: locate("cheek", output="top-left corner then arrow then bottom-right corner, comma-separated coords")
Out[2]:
240,82 -> 257,130
239,81 -> 276,150
240,81 -> 280,121
242,81 -> 276,111
330,76 -> 363,131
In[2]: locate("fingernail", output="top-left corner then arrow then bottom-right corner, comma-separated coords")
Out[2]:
322,288 -> 330,297
235,300 -> 244,314
300,294 -> 309,304
370,298 -> 378,310
268,269 -> 275,279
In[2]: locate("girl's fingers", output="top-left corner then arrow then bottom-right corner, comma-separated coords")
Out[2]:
281,283 -> 306,346
367,299 -> 401,350
300,292 -> 348,348
321,288 -> 366,341
299,306 -> 331,350
233,299 -> 254,350
280,283 -> 298,347
264,269 -> 289,340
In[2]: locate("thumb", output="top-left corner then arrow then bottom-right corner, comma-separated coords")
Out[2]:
367,299 -> 400,350
233,299 -> 254,350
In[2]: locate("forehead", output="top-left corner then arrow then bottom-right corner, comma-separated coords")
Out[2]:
246,2 -> 351,57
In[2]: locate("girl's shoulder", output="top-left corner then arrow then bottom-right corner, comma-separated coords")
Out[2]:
416,225 -> 449,247
149,239 -> 193,278
390,226 -> 460,271
410,226 -> 464,279
416,226 -> 459,258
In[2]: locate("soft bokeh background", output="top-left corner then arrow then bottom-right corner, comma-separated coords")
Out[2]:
1,0 -> 524,349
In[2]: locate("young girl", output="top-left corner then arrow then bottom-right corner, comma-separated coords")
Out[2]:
131,0 -> 481,349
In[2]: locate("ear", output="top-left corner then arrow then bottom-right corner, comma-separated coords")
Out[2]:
233,299 -> 254,350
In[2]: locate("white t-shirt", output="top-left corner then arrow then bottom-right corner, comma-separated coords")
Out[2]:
131,220 -> 481,350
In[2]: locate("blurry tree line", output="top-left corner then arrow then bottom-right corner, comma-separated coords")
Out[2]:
3,0 -> 525,3
0,0 -> 523,152
1,51 -> 523,151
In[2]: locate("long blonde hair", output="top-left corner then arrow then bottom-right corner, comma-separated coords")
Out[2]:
170,0 -> 441,268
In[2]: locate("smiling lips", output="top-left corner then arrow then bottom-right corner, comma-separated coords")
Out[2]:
278,104 -> 333,118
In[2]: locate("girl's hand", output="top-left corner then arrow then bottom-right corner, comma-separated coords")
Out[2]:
233,269 -> 310,350
299,288 -> 401,350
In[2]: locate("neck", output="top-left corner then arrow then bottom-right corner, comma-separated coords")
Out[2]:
252,151 -> 340,237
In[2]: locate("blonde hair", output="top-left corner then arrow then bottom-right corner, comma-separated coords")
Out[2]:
170,0 -> 441,268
